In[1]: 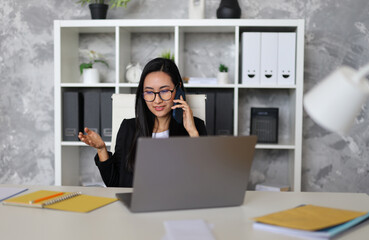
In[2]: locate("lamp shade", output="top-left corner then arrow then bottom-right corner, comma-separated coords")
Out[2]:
304,65 -> 369,135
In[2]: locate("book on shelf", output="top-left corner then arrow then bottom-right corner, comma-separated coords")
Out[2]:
187,77 -> 217,85
255,183 -> 289,192
253,204 -> 369,239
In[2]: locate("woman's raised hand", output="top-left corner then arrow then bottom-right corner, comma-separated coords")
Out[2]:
171,95 -> 199,137
78,127 -> 106,150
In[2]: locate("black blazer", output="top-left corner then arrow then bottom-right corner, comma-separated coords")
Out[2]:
95,117 -> 207,187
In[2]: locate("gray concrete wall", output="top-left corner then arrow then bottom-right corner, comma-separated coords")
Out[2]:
1,0 -> 369,193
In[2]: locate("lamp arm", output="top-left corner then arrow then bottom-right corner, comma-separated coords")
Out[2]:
353,62 -> 369,83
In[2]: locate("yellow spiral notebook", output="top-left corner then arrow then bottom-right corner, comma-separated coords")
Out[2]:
253,204 -> 367,231
2,190 -> 117,213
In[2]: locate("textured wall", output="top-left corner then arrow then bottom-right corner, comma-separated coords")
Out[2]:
1,0 -> 369,193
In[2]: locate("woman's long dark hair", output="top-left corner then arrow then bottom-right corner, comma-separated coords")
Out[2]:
126,58 -> 185,171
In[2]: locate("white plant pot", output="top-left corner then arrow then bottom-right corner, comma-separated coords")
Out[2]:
217,72 -> 229,84
83,68 -> 100,84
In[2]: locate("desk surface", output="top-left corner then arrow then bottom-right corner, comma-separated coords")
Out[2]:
1,185 -> 369,240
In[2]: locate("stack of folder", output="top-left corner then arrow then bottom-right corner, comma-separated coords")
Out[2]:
241,32 -> 296,86
253,205 -> 369,239
63,90 -> 114,141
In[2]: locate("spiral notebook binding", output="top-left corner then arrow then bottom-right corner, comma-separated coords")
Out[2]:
42,192 -> 82,207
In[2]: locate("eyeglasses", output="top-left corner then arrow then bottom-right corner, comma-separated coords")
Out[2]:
143,84 -> 178,102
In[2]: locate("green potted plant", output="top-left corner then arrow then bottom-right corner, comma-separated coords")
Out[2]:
160,50 -> 175,61
217,63 -> 229,84
79,49 -> 109,84
76,0 -> 131,19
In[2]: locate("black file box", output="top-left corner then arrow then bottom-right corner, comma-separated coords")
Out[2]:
215,91 -> 233,135
205,92 -> 216,135
100,91 -> 114,141
63,91 -> 82,141
83,91 -> 100,135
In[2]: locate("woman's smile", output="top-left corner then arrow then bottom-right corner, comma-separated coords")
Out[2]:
154,105 -> 165,111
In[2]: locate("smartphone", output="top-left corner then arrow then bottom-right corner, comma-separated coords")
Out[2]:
172,86 -> 186,124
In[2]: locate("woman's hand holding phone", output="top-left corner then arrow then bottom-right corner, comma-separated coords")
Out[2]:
172,95 -> 199,137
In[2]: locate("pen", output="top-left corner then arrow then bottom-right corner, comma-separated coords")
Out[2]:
29,192 -> 64,204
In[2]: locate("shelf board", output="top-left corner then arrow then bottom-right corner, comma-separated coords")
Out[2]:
180,26 -> 235,33
184,83 -> 236,88
60,83 -> 295,89
120,26 -> 175,33
118,83 -> 139,87
62,141 -> 111,147
118,83 -> 238,88
57,19 -> 304,29
237,84 -> 296,89
66,26 -> 116,33
61,83 -> 116,88
255,143 -> 295,150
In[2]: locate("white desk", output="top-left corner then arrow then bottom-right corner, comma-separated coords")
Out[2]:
1,185 -> 369,240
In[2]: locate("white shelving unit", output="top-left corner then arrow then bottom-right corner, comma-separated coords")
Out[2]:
54,19 -> 304,191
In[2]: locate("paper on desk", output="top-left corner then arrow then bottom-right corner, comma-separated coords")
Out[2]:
0,187 -> 28,201
163,219 -> 215,240
253,204 -> 367,231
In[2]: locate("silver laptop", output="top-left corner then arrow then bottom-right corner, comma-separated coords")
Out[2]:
116,135 -> 257,212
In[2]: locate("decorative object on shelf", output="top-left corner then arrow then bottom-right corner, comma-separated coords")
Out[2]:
125,63 -> 142,83
76,0 -> 131,19
83,68 -> 100,84
89,3 -> 108,19
79,49 -> 109,84
250,108 -> 279,143
217,63 -> 229,84
160,50 -> 175,61
216,0 -> 241,19
304,63 -> 369,135
189,0 -> 205,19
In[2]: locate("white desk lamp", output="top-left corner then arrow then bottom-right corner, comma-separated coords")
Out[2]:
304,64 -> 369,134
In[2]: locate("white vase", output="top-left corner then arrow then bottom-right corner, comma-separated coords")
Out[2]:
83,68 -> 100,84
217,72 -> 229,84
189,0 -> 205,19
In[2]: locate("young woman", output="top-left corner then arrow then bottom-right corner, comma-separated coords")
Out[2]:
78,58 -> 207,187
